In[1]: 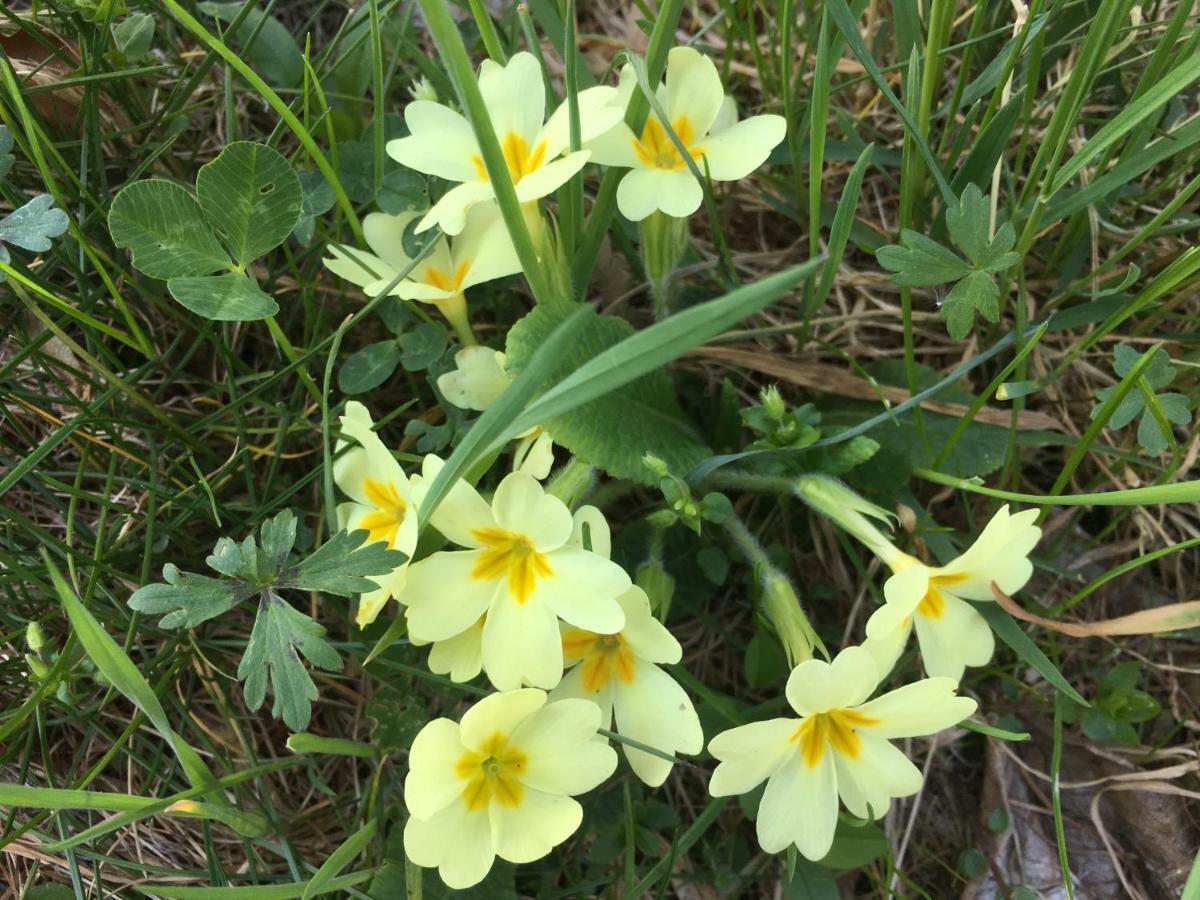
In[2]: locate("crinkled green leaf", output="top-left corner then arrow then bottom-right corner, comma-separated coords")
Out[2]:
941,269 -> 1000,340
195,142 -> 303,266
206,534 -> 253,578
258,509 -> 298,574
108,179 -> 230,278
238,591 -> 342,731
505,305 -> 709,484
0,194 -> 70,251
167,271 -> 279,321
128,564 -> 242,629
286,529 -> 407,596
876,229 -> 970,286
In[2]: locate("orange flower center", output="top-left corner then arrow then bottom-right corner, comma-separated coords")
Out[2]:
631,115 -> 703,171
470,527 -> 553,604
562,629 -> 637,691
791,708 -> 879,768
471,131 -> 548,183
419,260 -> 470,293
357,479 -> 408,548
916,572 -> 968,620
455,731 -> 527,811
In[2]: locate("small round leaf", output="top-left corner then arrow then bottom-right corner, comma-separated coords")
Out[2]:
108,180 -> 230,279
196,142 -> 303,265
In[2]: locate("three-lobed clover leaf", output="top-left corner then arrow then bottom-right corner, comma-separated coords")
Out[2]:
0,126 -> 71,280
128,509 -> 404,732
108,141 -> 302,321
876,183 -> 1021,341
1091,344 -> 1192,455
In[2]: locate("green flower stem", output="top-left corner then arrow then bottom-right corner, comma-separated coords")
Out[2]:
545,457 -> 595,508
723,514 -> 822,666
264,316 -> 324,405
417,0 -> 555,307
639,211 -> 689,320
434,293 -> 476,346
160,0 -> 364,244
912,468 -> 1200,507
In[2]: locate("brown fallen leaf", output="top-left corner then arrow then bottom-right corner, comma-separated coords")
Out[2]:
991,584 -> 1200,636
688,346 -> 1065,432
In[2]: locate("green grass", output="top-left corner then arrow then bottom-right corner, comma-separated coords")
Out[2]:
2,0 -> 1199,897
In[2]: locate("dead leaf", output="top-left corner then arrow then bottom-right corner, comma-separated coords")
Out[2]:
991,584 -> 1200,636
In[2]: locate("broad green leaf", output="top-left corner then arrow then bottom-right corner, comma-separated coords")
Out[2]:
0,125 -> 13,179
197,2 -> 304,87
109,179 -> 230,278
506,305 -> 709,483
286,529 -> 406,596
196,142 -> 303,265
128,564 -> 241,629
48,553 -> 223,794
0,194 -> 69,251
292,169 -> 336,243
398,322 -> 447,372
876,230 -> 969,286
238,590 -> 343,732
113,13 -> 155,58
817,819 -> 889,870
167,271 -> 279,321
941,270 -> 1000,340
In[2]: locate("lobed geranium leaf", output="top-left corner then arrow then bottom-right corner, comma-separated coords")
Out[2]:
0,194 -> 70,251
128,564 -> 243,629
286,529 -> 407,596
238,591 -> 343,732
195,141 -> 303,266
1092,344 -> 1193,455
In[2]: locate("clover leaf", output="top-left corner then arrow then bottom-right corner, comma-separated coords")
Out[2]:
876,183 -> 1021,340
1091,344 -> 1192,455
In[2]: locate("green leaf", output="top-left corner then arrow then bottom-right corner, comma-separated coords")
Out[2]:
108,179 -> 230,278
286,529 -> 407,596
974,603 -> 1088,706
292,169 -> 336,243
1091,345 -> 1192,455
0,124 -> 13,179
816,818 -> 889,870
238,591 -> 342,732
302,820 -> 377,900
339,340 -> 401,393
0,194 -> 69,252
876,230 -> 970,286
398,322 -> 448,372
944,183 -> 992,263
113,13 -> 155,58
368,685 -> 428,754
941,269 -> 1000,340
258,509 -> 298,572
128,564 -> 241,629
505,305 -> 709,483
197,2 -> 304,87
195,142 -> 303,266
167,271 -> 279,321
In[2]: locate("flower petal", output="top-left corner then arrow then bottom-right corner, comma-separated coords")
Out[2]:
832,734 -> 922,820
437,347 -> 512,413
569,505 -> 611,558
413,455 -> 496,547
418,180 -> 497,236
459,687 -> 546,750
323,245 -> 396,289
514,430 -> 555,480
428,617 -> 485,682
913,593 -> 995,681
785,645 -> 879,716
860,618 -> 912,681
617,587 -> 680,664
696,115 -> 786,181
757,752 -> 838,859
478,52 -> 546,146
511,697 -> 616,794
855,677 -> 978,738
403,550 -> 497,642
707,718 -> 798,796
488,789 -> 582,865
939,505 -> 1042,599
481,595 -> 564,690
387,101 -> 480,183
548,658 -> 615,728
537,547 -> 629,633
542,86 -> 625,157
404,801 -> 495,890
616,167 -> 703,221
362,211 -> 422,269
491,472 -> 573,550
663,47 -> 725,139
514,150 -> 591,203
613,663 -> 703,787
356,583 -> 395,628
405,717 -> 467,819
583,121 -> 641,169
453,203 -> 522,290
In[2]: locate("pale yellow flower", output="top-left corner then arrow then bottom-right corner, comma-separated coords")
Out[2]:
404,688 -> 616,889
333,402 -> 418,627
387,52 -> 623,235
586,47 -> 786,221
708,646 -> 975,860
549,507 -> 703,786
401,461 -> 629,690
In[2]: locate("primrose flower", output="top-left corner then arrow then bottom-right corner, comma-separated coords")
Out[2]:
586,46 -> 786,221
708,646 -> 976,861
863,504 -> 1042,682
437,346 -> 555,479
323,203 -> 519,343
333,402 -> 417,627
404,688 -> 617,889
797,477 -> 1041,682
387,52 -> 624,235
549,507 -> 703,786
400,461 -> 630,690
